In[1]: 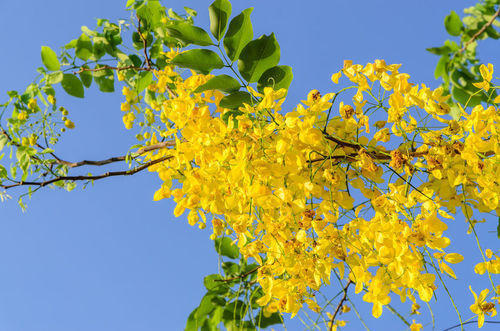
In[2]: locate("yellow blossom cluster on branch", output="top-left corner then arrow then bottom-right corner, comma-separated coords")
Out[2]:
123,59 -> 499,324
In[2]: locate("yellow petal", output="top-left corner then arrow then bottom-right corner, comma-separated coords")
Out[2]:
440,262 -> 457,279
474,262 -> 487,275
372,302 -> 383,318
444,253 -> 464,264
331,72 -> 342,84
485,249 -> 493,259
478,313 -> 485,328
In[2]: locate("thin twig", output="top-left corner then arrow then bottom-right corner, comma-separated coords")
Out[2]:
1,156 -> 171,189
329,280 -> 353,331
442,320 -> 500,331
74,65 -> 151,74
136,15 -> 152,69
460,7 -> 500,52
214,266 -> 261,283
53,141 -> 175,168
324,134 -> 362,150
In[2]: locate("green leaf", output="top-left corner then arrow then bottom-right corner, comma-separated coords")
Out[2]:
444,11 -> 463,36
166,21 -> 214,46
128,54 -> 142,67
79,65 -> 92,88
221,109 -> 243,127
209,0 -> 232,41
219,91 -> 253,109
485,25 -> 500,39
76,33 -> 93,61
184,7 -> 197,17
65,182 -> 76,192
214,237 -> 239,259
41,148 -> 55,154
238,33 -> 280,83
42,86 -> 55,97
0,164 -> 7,178
0,134 -> 8,152
65,39 -> 78,49
195,294 -> 218,319
444,40 -> 459,52
170,49 -> 224,74
451,69 -> 489,106
136,71 -> 153,93
46,71 -> 63,85
434,55 -> 449,79
241,263 -> 259,275
451,85 -> 480,107
208,306 -> 223,330
426,45 -> 451,55
103,24 -> 122,47
450,69 -> 471,89
222,261 -> 240,276
194,75 -> 241,93
132,31 -> 152,50
41,46 -> 60,71
61,74 -> 84,98
256,311 -> 283,328
497,215 -> 500,239
168,8 -> 183,21
81,25 -> 98,37
92,37 -> 108,60
250,288 -> 264,309
222,300 -> 246,321
204,274 -> 229,294
137,0 -> 164,29
185,309 -> 201,331
223,8 -> 253,62
257,65 -> 293,92
93,65 -> 114,92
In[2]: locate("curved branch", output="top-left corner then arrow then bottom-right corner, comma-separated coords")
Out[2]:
74,65 -> 152,74
1,155 -> 172,189
54,141 -> 175,168
214,266 -> 261,283
329,280 -> 352,331
460,7 -> 500,52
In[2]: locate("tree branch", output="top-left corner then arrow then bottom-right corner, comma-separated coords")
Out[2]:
329,280 -> 353,331
324,134 -> 362,150
136,15 -> 152,69
74,65 -> 151,74
214,266 -> 260,283
1,155 -> 172,189
460,7 -> 500,52
53,141 -> 175,168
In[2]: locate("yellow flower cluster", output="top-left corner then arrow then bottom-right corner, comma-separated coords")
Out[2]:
122,60 -> 499,323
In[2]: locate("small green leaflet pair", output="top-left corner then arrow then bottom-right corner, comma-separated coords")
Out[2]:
168,0 -> 293,111
427,4 -> 499,120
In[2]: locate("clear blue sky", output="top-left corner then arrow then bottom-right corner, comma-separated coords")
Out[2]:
0,1 -> 498,330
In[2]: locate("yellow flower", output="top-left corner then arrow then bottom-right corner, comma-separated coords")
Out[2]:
17,111 -> 28,121
473,63 -> 493,91
47,95 -> 56,105
470,286 -> 497,328
341,305 -> 351,313
122,112 -> 135,130
410,320 -> 423,331
64,120 -> 75,129
27,98 -> 37,110
331,71 -> 342,84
